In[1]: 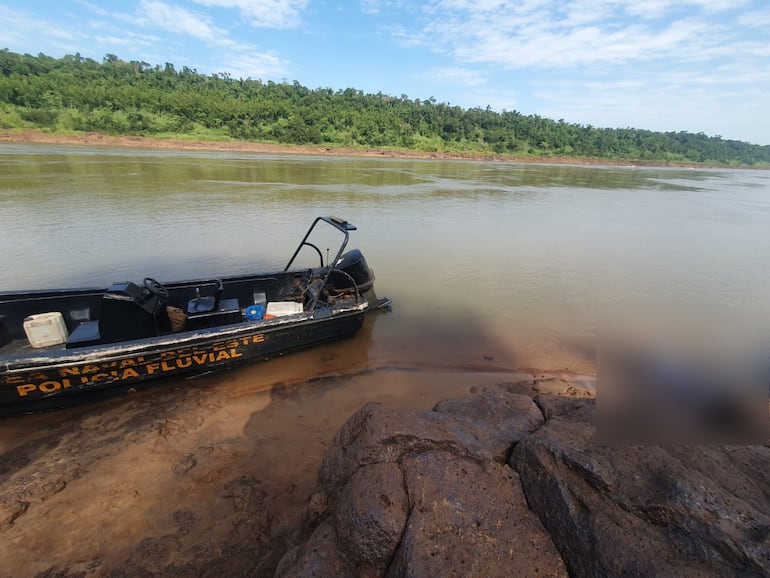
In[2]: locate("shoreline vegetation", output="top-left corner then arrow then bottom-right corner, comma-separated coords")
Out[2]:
2,50 -> 769,169
0,128 -> 696,165
0,128 -> 757,169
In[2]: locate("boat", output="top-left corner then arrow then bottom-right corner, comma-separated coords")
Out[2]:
0,216 -> 390,415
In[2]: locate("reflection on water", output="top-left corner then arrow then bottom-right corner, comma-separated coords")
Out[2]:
2,144 -> 770,376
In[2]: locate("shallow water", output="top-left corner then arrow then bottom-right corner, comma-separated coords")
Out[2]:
1,145 -> 768,574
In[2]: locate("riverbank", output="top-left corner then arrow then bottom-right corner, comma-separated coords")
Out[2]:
0,129 -> 720,168
0,362 -> 594,576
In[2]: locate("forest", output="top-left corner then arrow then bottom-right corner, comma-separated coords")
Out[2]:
1,50 -> 768,166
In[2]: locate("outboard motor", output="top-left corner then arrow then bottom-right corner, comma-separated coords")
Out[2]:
329,249 -> 375,295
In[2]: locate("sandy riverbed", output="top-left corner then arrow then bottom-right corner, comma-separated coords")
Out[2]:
0,327 -> 594,576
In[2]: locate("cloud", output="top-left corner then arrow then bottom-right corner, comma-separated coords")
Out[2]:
191,0 -> 309,29
394,0 -> 761,70
137,0 -> 227,43
224,52 -> 288,79
737,9 -> 770,28
75,0 -> 110,17
92,32 -> 160,50
127,0 -> 289,78
424,66 -> 486,86
531,62 -> 769,141
0,5 -> 73,45
466,88 -> 519,112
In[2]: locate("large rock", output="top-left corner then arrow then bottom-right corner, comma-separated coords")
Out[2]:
278,391 -> 563,577
387,450 -> 566,578
334,462 -> 409,572
511,395 -> 770,577
276,387 -> 769,577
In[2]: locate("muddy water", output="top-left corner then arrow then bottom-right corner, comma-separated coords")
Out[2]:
1,145 -> 769,575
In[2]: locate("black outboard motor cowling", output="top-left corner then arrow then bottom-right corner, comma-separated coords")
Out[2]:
99,282 -> 162,342
330,249 -> 375,294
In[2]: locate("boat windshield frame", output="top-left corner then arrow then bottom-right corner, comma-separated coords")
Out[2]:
283,216 -> 361,312
283,216 -> 357,272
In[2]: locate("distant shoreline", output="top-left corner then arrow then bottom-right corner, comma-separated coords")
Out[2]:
0,129 -> 738,169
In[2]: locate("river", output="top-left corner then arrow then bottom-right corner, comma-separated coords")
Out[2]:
0,144 -> 768,574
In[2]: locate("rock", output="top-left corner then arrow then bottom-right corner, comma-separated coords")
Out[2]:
278,387 -> 769,577
432,391 -> 544,461
511,395 -> 770,577
282,391 -> 564,577
275,521 -> 353,578
333,462 -> 409,573
318,392 -> 544,495
388,450 -> 567,578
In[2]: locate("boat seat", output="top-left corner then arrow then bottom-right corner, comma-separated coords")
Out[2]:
188,279 -> 224,315
66,320 -> 102,348
186,298 -> 242,330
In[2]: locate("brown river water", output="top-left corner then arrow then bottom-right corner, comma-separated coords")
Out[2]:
1,145 -> 768,575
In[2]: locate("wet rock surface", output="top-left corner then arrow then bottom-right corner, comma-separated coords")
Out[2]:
512,396 -> 770,577
278,387 -> 770,578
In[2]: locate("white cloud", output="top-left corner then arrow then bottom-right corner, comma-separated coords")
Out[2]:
138,0 -> 226,43
467,88 -> 519,111
224,52 -> 288,79
425,66 -> 486,86
0,6 -> 74,47
389,0 -> 770,75
737,9 -> 770,28
92,32 -> 160,50
129,0 -> 291,78
360,0 -> 412,15
75,0 -> 109,17
191,0 -> 309,29
531,62 -> 770,142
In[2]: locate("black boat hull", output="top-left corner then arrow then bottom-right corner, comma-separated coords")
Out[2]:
0,308 -> 366,414
1,217 -> 388,414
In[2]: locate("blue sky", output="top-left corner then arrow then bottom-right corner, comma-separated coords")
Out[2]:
1,0 -> 769,145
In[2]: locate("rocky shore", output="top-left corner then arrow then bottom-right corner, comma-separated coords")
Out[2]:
276,384 -> 769,577
1,373 -> 767,577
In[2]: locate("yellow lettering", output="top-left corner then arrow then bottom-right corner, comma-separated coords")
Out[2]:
39,380 -> 61,393
16,384 -> 37,397
145,362 -> 161,375
215,350 -> 230,361
161,361 -> 176,372
121,368 -> 139,379
253,334 -> 265,344
229,348 -> 242,358
82,364 -> 100,375
193,354 -> 208,364
119,358 -> 137,368
176,358 -> 193,368
60,367 -> 80,376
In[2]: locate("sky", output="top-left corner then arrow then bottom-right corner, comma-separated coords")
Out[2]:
1,0 -> 769,145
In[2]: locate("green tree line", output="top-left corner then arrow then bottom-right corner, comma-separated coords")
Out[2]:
1,50 -> 768,166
